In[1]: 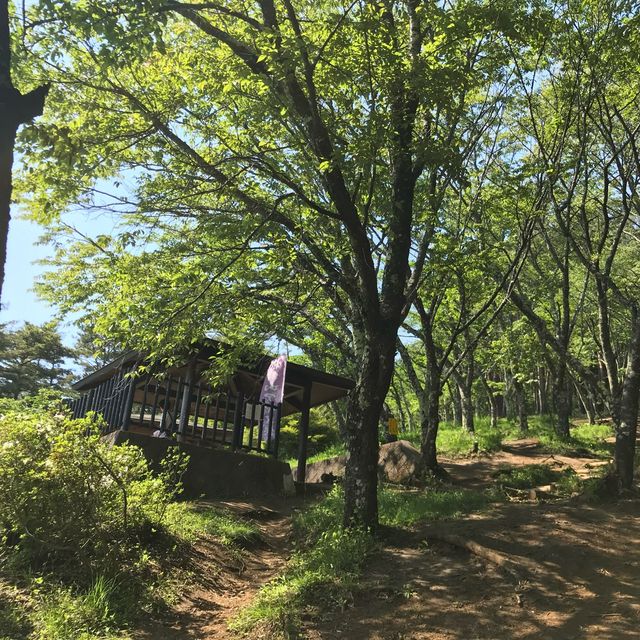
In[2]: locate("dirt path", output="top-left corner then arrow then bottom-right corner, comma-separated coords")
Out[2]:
441,438 -> 609,490
304,499 -> 640,640
133,497 -> 300,640
135,442 -> 635,640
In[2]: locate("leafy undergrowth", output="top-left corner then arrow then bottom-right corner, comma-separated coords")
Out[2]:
231,484 -> 491,639
164,502 -> 260,546
493,463 -> 576,490
0,393 -> 257,640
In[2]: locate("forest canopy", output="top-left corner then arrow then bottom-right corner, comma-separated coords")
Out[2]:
9,0 -> 640,527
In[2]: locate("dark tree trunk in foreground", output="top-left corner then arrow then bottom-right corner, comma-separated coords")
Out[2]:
614,313 -> 640,491
0,0 -> 49,298
343,331 -> 397,528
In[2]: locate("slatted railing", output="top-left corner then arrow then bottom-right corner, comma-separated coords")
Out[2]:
66,372 -> 282,457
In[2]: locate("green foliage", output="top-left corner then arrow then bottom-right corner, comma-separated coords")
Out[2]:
0,398 -> 196,638
0,401 -> 185,575
73,324 -> 123,377
0,322 -> 75,398
163,503 -> 260,547
278,407 -> 342,463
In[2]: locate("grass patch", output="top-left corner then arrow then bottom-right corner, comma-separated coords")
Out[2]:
493,463 -> 565,489
493,463 -> 587,497
164,502 -> 260,546
402,417 -> 518,457
232,484 -> 491,638
379,487 -> 491,527
30,577 -> 130,640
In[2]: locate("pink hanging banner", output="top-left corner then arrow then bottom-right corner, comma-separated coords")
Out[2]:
260,355 -> 287,442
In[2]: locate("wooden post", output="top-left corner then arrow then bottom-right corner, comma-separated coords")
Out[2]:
178,360 -> 197,436
296,382 -> 313,484
120,371 -> 136,431
232,392 -> 245,449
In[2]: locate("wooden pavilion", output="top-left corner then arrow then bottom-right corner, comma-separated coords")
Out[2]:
67,342 -> 354,483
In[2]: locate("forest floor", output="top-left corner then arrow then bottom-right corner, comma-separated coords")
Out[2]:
133,497 -> 301,640
135,439 -> 639,640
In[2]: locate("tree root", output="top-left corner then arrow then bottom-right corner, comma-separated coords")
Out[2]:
426,533 -> 527,579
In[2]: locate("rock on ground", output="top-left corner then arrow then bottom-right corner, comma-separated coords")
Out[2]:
297,440 -> 423,485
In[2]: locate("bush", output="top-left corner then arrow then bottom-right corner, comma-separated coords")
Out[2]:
0,399 -> 186,578
278,407 -> 342,463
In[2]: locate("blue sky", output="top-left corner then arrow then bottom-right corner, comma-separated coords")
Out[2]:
3,214 -> 53,324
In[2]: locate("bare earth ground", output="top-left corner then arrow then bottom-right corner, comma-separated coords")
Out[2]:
136,442 -> 640,639
133,496 -> 303,640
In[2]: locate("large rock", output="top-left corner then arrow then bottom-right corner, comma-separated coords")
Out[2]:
298,440 -> 423,485
378,439 -> 423,483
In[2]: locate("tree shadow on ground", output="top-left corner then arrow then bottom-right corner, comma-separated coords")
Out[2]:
304,499 -> 640,640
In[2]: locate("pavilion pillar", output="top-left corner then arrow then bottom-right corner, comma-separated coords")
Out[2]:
178,359 -> 197,436
296,382 -> 313,484
119,370 -> 136,431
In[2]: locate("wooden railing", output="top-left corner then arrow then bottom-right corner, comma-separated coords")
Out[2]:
66,371 -> 282,457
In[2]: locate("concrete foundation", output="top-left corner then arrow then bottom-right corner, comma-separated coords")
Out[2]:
104,431 -> 294,499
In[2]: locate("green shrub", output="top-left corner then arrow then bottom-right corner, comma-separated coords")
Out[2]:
0,402 -> 186,577
278,408 -> 342,463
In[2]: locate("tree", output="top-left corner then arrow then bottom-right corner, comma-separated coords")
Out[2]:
18,0 -> 520,527
0,321 -> 75,397
0,1 -> 48,299
513,0 -> 640,489
74,323 -> 123,376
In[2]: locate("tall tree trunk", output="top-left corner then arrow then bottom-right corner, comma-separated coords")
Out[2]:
553,360 -> 571,439
389,381 -> 407,435
512,377 -> 528,434
343,333 -> 395,528
613,313 -> 640,491
459,381 -> 474,433
420,358 -> 443,475
450,381 -> 462,426
330,400 -> 348,441
537,366 -> 549,415
1,0 -> 49,298
481,375 -> 499,430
